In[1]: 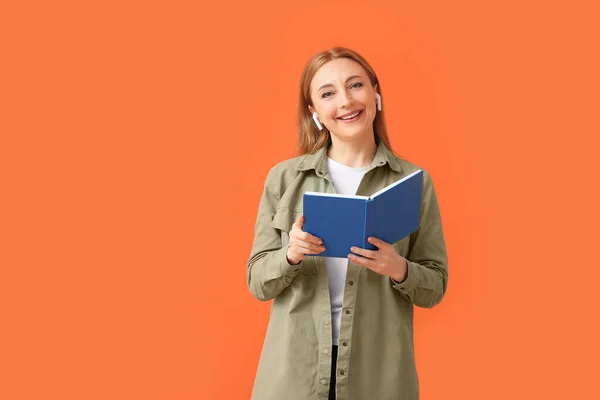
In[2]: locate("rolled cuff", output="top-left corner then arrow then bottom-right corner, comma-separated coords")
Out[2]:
391,260 -> 419,292
280,245 -> 302,281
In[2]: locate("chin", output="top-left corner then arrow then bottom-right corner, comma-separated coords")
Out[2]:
333,129 -> 371,142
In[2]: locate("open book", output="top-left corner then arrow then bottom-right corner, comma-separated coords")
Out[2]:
302,169 -> 423,258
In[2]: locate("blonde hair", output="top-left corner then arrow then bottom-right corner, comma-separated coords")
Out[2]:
296,46 -> 394,156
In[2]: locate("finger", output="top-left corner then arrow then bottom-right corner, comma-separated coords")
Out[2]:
292,215 -> 323,245
348,253 -> 376,270
292,242 -> 326,255
295,240 -> 326,254
367,236 -> 390,249
298,231 -> 322,245
290,227 -> 321,245
350,246 -> 378,259
293,215 -> 304,229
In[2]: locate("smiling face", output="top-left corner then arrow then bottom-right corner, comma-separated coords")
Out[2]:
308,58 -> 378,143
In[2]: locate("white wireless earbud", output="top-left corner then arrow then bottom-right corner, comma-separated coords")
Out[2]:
376,93 -> 382,111
312,112 -> 323,130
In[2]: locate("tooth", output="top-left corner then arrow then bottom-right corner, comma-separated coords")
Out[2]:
342,111 -> 359,119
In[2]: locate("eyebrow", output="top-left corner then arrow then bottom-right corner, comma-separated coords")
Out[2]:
317,75 -> 363,92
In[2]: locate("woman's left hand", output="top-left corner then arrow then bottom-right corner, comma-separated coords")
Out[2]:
348,237 -> 408,283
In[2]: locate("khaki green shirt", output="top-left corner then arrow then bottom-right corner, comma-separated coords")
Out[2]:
247,140 -> 448,400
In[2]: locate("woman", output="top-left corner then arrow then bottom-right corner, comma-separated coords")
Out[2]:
246,47 -> 448,400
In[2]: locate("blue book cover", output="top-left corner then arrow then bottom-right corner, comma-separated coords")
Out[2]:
302,169 -> 423,258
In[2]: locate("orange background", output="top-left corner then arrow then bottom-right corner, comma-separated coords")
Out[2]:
1,0 -> 599,399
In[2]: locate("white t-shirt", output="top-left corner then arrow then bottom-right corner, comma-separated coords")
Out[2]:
325,157 -> 369,345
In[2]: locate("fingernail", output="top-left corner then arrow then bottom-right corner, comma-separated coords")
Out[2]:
351,247 -> 356,251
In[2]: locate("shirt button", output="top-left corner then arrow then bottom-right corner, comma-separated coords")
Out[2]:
342,341 -> 348,346
340,370 -> 345,375
321,379 -> 327,385
349,281 -> 354,285
345,310 -> 350,315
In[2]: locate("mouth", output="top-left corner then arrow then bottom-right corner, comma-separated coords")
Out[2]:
337,109 -> 364,122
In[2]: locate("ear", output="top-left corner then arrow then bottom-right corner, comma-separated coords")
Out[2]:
308,106 -> 314,114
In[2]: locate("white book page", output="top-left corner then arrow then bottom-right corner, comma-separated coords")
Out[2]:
370,169 -> 422,199
304,191 -> 369,200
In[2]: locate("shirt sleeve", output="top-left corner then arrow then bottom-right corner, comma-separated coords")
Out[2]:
391,169 -> 448,308
246,166 -> 303,301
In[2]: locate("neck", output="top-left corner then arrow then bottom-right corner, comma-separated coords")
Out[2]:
326,133 -> 377,168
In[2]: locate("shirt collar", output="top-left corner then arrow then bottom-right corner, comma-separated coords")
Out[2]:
295,138 -> 403,175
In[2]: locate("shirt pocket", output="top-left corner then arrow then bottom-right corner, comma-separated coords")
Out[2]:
270,207 -> 318,275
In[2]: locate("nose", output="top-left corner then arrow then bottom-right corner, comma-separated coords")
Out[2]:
339,89 -> 354,107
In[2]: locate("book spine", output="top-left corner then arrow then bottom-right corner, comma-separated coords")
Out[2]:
364,200 -> 375,249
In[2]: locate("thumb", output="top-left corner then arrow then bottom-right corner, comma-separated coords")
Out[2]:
295,214 -> 304,228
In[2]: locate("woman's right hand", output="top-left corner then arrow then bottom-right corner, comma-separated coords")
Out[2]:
286,215 -> 326,265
